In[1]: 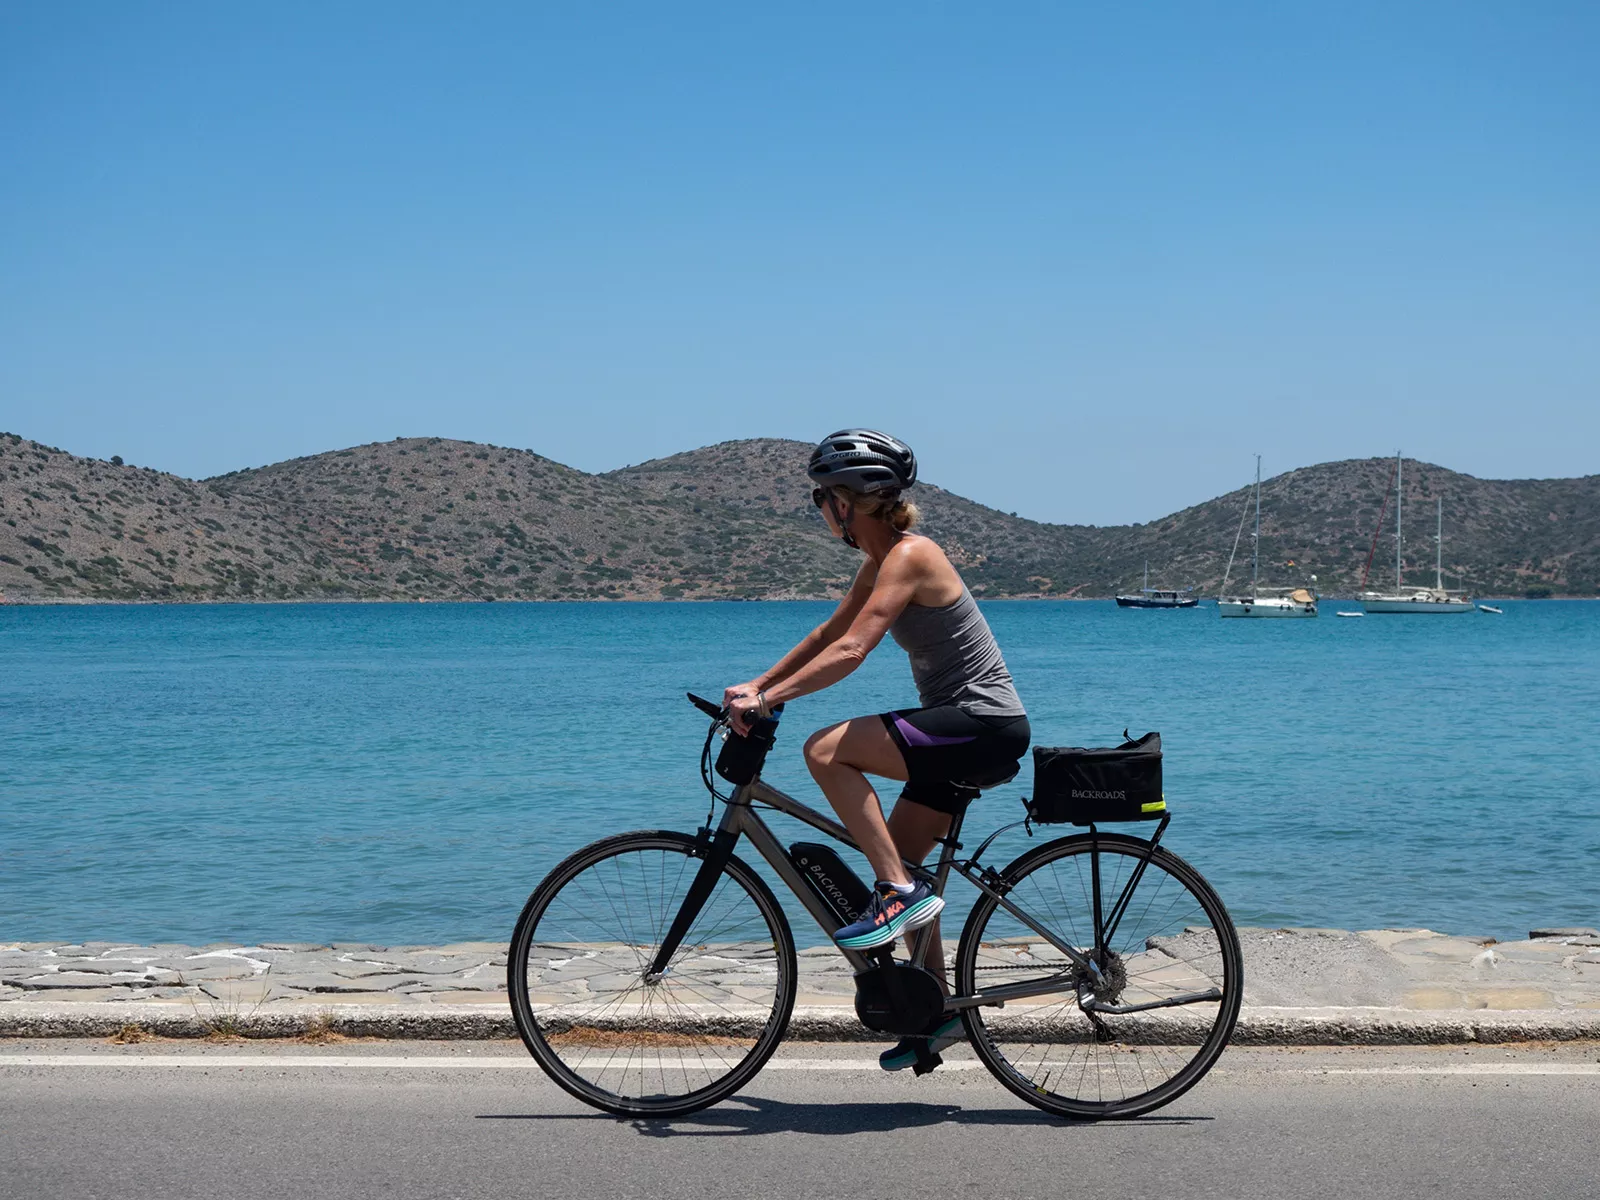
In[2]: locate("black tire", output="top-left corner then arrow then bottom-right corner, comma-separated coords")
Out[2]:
508,830 -> 798,1117
955,832 -> 1242,1119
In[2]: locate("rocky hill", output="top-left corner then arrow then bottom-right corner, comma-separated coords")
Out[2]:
1,431 -> 1596,602
610,441 -> 1600,599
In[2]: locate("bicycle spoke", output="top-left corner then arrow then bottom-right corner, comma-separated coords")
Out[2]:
960,836 -> 1240,1118
511,836 -> 794,1115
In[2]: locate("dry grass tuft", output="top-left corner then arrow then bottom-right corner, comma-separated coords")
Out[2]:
296,1011 -> 347,1044
178,966 -> 274,1042
203,1013 -> 249,1043
107,1022 -> 155,1044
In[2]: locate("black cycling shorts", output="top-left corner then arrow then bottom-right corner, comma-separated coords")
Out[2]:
879,705 -> 1032,816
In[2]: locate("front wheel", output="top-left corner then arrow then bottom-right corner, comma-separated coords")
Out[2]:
955,832 -> 1242,1119
508,830 -> 798,1117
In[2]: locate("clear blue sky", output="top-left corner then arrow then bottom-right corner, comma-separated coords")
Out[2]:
3,3 -> 1596,525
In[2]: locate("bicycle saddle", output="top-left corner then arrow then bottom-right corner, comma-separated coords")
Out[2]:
952,760 -> 1022,792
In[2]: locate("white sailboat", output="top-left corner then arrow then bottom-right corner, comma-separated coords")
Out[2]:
1218,455 -> 1318,618
1360,452 -> 1474,614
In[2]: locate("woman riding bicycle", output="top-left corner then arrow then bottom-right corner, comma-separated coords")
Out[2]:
724,429 -> 1030,1070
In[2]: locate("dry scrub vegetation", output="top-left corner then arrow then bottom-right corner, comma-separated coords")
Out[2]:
2,432 -> 1596,601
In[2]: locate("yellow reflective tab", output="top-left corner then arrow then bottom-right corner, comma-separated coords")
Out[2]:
1141,800 -> 1166,814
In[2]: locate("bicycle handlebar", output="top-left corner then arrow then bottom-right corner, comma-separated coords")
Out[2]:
685,691 -> 784,723
686,692 -> 723,719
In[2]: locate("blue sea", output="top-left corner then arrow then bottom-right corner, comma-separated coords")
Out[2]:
2,600 -> 1596,946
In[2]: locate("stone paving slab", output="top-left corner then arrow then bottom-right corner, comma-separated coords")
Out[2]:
1245,928 -> 1600,1010
3,928 -> 1597,1042
0,942 -> 511,1003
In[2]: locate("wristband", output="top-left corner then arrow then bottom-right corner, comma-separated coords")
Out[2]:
755,690 -> 771,719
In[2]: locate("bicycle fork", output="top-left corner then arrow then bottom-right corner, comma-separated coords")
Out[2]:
645,823 -> 740,980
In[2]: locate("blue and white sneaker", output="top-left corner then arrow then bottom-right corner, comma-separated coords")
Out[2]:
879,1013 -> 965,1072
833,879 -> 944,950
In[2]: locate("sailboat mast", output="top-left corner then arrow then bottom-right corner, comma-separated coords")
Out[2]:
1219,479 -> 1251,600
1143,560 -> 1149,591
1251,454 -> 1261,600
1394,451 -> 1403,590
1436,495 -> 1443,590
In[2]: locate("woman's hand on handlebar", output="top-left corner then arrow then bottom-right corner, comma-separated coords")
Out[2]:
726,691 -> 763,737
723,681 -> 760,711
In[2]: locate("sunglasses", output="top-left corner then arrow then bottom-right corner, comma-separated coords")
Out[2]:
811,487 -> 828,509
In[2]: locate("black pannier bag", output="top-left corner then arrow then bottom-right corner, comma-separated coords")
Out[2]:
1027,732 -> 1165,825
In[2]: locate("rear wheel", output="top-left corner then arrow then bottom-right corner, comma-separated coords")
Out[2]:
955,832 -> 1242,1119
508,830 -> 797,1116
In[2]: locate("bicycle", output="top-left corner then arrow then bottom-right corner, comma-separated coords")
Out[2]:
507,694 -> 1242,1120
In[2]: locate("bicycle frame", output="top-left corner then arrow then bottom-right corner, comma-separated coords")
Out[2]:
651,771 -> 1142,1015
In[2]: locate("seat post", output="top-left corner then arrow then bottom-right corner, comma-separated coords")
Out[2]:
940,809 -> 967,855
903,808 -> 965,969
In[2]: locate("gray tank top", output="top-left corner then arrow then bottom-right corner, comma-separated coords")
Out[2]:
889,586 -> 1025,716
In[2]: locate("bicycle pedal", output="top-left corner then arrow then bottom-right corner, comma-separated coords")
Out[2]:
911,1051 -> 943,1077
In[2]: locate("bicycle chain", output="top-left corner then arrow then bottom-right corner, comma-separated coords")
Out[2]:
970,963 -> 1078,975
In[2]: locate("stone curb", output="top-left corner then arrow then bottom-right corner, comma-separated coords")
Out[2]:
1225,1006 -> 1600,1045
3,1002 -> 1597,1045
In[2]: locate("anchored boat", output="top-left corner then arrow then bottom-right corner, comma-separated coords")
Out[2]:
1360,452 -> 1474,614
1218,587 -> 1318,618
1217,455 -> 1318,618
1116,562 -> 1199,608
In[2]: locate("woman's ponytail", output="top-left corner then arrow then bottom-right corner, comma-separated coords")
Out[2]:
888,499 -> 919,532
830,486 -> 918,532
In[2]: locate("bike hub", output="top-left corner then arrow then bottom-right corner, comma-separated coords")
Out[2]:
1087,949 -> 1127,1005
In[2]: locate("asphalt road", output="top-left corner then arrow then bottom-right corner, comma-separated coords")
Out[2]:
2,1041 -> 1596,1200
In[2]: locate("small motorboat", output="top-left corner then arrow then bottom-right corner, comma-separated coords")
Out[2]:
1477,604 -> 1504,614
1117,587 -> 1199,609
1336,611 -> 1365,618
1116,562 -> 1199,608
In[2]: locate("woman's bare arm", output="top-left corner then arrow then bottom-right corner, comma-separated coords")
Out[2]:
723,562 -> 877,708
757,542 -> 926,707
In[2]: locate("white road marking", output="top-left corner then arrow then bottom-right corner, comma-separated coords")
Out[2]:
1252,1064 -> 1600,1076
0,1056 -> 1595,1075
0,1054 -> 980,1071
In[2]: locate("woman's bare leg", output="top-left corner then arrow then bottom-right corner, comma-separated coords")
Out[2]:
803,717 -> 911,886
886,799 -> 954,991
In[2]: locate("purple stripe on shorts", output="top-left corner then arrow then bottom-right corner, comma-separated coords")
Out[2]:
893,713 -> 977,748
